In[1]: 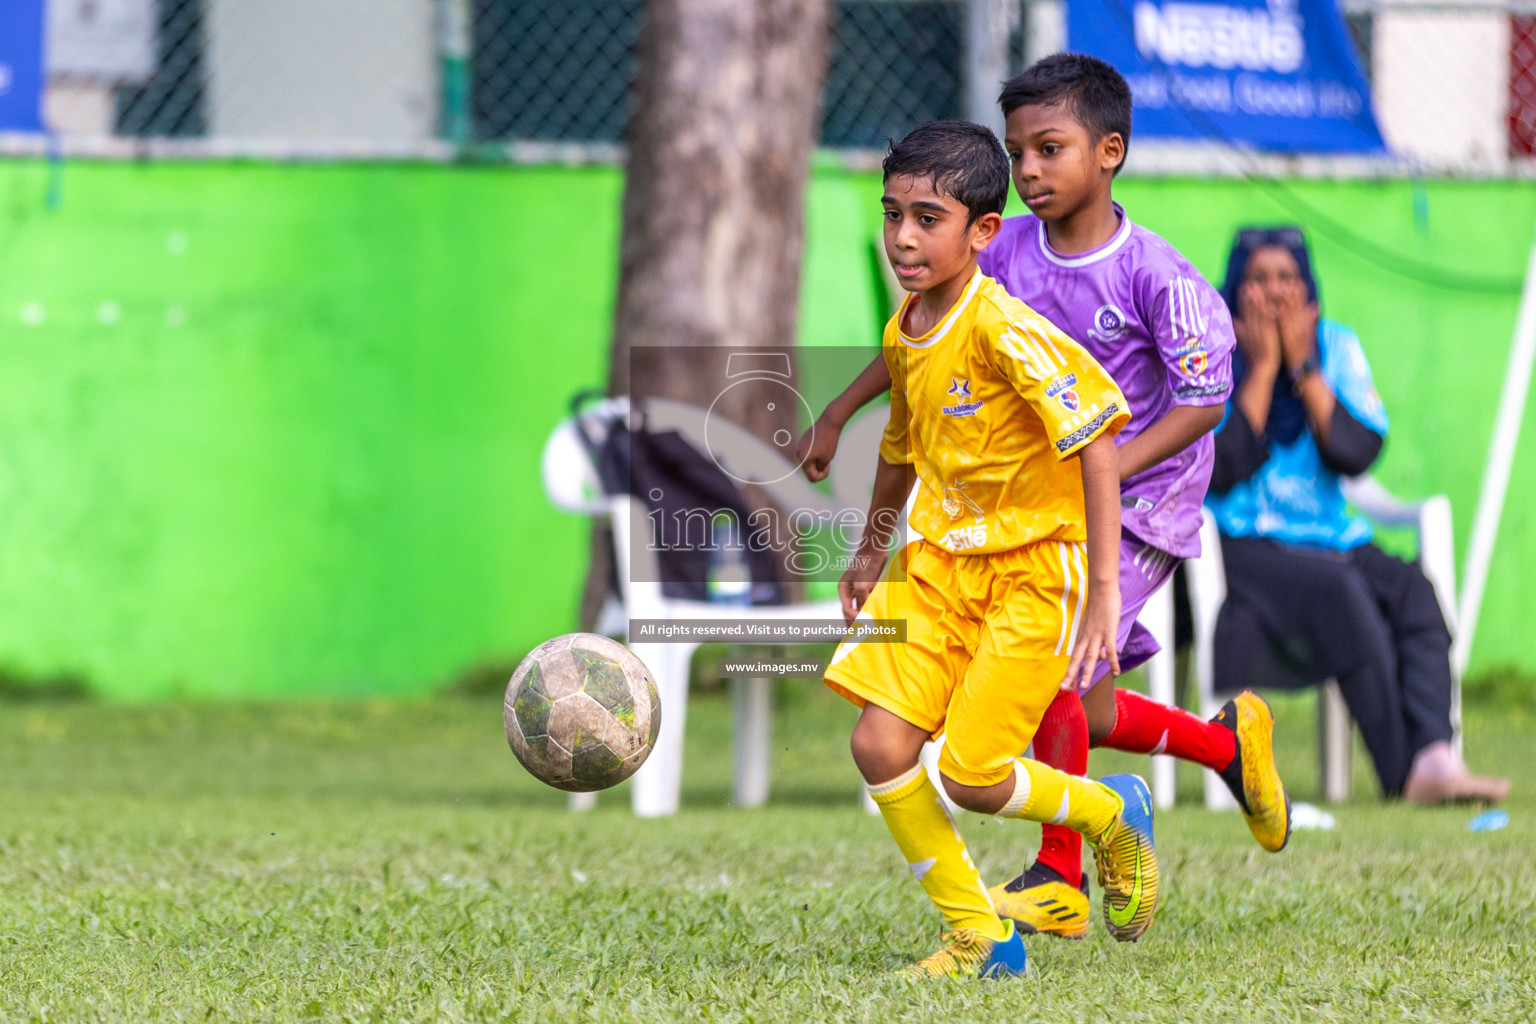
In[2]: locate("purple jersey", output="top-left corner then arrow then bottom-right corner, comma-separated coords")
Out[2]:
979,205 -> 1234,558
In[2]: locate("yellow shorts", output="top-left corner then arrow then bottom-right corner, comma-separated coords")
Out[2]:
824,538 -> 1085,788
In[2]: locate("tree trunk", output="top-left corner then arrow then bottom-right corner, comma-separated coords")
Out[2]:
582,0 -> 829,628
608,0 -> 829,399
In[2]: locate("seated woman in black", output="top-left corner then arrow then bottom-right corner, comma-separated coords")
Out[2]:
1206,226 -> 1507,804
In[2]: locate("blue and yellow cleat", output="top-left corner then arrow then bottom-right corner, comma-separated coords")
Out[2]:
1089,773 -> 1159,943
1212,691 -> 1292,853
904,918 -> 1028,979
988,863 -> 1090,940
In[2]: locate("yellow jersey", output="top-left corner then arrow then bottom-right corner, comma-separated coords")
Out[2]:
879,270 -> 1130,554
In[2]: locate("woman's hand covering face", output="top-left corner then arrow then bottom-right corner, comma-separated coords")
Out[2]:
1275,279 -> 1320,371
1235,280 -> 1282,369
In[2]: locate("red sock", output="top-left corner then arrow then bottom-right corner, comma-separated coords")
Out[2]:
1100,689 -> 1236,771
1030,690 -> 1087,888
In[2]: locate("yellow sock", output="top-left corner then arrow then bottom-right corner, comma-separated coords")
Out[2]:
995,758 -> 1123,843
868,764 -> 1005,940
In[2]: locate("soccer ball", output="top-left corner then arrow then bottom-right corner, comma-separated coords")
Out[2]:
503,633 -> 661,792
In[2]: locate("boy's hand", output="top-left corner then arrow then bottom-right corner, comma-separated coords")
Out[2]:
837,546 -> 888,624
1063,583 -> 1121,694
795,415 -> 843,483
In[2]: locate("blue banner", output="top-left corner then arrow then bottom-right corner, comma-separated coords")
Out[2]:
0,0 -> 44,132
1068,0 -> 1384,153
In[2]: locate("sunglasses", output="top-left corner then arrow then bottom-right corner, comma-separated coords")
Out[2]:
1235,226 -> 1307,249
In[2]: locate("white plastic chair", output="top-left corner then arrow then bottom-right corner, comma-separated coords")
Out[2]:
541,396 -> 849,816
1152,479 -> 1460,809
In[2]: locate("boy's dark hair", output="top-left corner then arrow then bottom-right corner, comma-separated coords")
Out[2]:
882,120 -> 1009,223
998,53 -> 1133,174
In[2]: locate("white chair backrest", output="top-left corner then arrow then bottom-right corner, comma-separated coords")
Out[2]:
1340,474 -> 1421,528
541,419 -> 606,514
1341,475 -> 1457,628
1417,495 -> 1457,631
541,396 -> 630,515
1190,480 -> 1458,684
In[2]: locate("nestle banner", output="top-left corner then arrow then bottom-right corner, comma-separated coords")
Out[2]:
1069,0 -> 1384,153
0,0 -> 45,132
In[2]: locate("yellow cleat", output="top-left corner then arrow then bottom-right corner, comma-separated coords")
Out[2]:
904,919 -> 1028,979
988,865 -> 1090,940
1087,774 -> 1160,942
1213,692 -> 1292,853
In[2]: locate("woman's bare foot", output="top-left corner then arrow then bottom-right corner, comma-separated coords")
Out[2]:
1403,771 -> 1510,804
1402,741 -> 1510,804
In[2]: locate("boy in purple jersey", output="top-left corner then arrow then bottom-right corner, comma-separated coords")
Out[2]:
797,55 -> 1290,939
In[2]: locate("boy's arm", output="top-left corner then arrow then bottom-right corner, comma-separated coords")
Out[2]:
1127,269 -> 1235,480
1063,434 -> 1122,692
838,456 -> 916,624
1115,404 -> 1224,480
796,354 -> 894,482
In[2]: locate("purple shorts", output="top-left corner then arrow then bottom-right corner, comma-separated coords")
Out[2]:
1087,533 -> 1180,690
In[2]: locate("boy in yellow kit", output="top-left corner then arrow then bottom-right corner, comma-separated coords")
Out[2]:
827,120 -> 1158,978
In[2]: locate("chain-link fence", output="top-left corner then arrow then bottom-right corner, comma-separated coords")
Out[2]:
472,0 -> 1025,149
22,0 -> 1536,172
110,0 -> 204,137
472,0 -> 640,146
1336,0 -> 1536,170
39,0 -> 1018,153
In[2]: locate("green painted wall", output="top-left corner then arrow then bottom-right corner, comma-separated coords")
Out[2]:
0,162 -> 625,698
0,160 -> 1527,696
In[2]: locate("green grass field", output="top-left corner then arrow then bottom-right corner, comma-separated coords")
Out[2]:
2,682 -> 1532,1022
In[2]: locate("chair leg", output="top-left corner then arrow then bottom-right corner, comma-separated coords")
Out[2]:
630,641 -> 689,817
1142,584 -> 1178,810
1450,668 -> 1464,760
732,677 -> 772,808
1147,654 -> 1178,810
1319,680 -> 1353,803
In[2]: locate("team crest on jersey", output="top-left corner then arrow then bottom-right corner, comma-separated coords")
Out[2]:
1045,372 -> 1079,412
1087,304 -> 1128,343
942,377 -> 984,418
1175,337 -> 1208,377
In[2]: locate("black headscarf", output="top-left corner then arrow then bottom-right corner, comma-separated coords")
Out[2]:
1220,226 -> 1319,445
